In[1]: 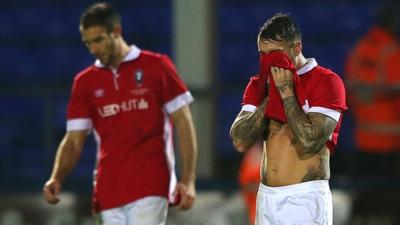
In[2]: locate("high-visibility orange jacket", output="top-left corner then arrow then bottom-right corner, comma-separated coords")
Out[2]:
345,27 -> 400,152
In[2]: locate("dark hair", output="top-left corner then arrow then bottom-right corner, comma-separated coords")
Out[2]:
80,2 -> 121,32
259,13 -> 302,43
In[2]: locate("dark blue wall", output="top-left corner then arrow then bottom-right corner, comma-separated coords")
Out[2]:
1,0 -> 379,191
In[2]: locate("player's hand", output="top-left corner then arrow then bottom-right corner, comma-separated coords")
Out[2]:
43,179 -> 62,204
271,66 -> 294,98
173,181 -> 196,211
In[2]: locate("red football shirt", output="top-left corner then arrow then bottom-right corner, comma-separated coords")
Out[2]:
259,51 -> 307,123
241,58 -> 347,152
66,46 -> 193,211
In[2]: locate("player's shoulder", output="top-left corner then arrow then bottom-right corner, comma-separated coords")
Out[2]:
310,66 -> 345,89
140,49 -> 162,58
136,50 -> 178,72
139,49 -> 171,63
249,73 -> 260,82
74,65 -> 97,81
312,66 -> 343,82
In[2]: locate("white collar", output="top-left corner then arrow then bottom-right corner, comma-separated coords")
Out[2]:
94,45 -> 141,68
297,58 -> 317,76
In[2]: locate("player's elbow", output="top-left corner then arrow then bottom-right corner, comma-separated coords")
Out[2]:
230,133 -> 254,153
233,143 -> 247,153
230,130 -> 244,153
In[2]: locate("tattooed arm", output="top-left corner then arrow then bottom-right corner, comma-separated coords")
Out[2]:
284,98 -> 337,154
230,98 -> 268,152
271,67 -> 337,155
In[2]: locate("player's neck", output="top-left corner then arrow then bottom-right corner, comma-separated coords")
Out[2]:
294,53 -> 307,70
110,39 -> 130,69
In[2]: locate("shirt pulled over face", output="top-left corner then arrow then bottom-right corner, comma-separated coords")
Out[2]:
258,50 -> 307,123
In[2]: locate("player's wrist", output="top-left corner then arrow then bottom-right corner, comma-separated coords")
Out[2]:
279,89 -> 294,99
49,174 -> 65,184
180,175 -> 196,185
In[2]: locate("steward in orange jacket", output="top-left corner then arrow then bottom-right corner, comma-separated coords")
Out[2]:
345,8 -> 400,152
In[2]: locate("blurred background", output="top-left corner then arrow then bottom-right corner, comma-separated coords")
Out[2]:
2,0 -> 400,224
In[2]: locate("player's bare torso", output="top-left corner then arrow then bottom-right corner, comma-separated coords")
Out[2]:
261,119 -> 330,186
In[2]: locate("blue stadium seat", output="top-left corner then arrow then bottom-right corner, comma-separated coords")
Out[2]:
218,40 -> 259,85
216,91 -> 244,156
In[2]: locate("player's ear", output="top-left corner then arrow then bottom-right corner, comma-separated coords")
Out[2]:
111,24 -> 122,38
294,41 -> 302,56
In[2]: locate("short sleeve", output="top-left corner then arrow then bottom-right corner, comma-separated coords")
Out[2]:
66,77 -> 93,131
241,75 -> 260,112
160,55 -> 194,114
308,73 -> 348,121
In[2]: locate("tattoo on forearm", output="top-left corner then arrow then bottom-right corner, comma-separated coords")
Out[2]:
276,80 -> 294,96
282,96 -> 337,154
230,99 -> 268,150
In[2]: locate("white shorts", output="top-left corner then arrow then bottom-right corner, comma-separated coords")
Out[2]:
96,196 -> 168,225
255,180 -> 332,225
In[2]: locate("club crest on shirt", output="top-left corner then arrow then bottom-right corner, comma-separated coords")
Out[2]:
131,69 -> 148,95
94,89 -> 104,97
134,69 -> 144,87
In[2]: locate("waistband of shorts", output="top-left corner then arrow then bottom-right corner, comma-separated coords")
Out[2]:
258,180 -> 329,195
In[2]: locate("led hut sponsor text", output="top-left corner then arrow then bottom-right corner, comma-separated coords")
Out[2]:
98,98 -> 149,117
